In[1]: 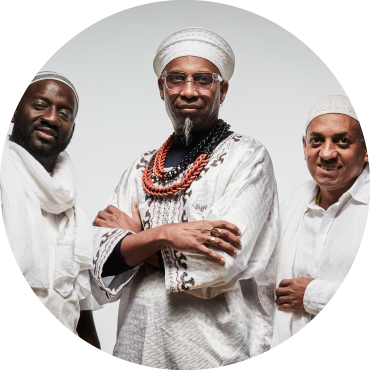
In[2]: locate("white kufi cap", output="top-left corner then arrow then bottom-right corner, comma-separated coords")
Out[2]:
30,71 -> 79,108
305,94 -> 358,133
153,27 -> 235,81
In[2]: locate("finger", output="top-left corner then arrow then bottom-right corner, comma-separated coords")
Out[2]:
209,238 -> 238,256
297,275 -> 303,278
276,296 -> 290,305
276,287 -> 289,297
218,229 -> 242,249
279,279 -> 293,287
197,246 -> 225,264
277,303 -> 292,312
106,205 -> 119,214
97,211 -> 108,220
131,201 -> 142,224
210,220 -> 242,236
93,218 -> 106,227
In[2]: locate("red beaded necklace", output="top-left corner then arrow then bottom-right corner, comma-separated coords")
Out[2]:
142,134 -> 209,197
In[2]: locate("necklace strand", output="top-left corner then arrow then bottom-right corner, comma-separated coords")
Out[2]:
142,120 -> 230,197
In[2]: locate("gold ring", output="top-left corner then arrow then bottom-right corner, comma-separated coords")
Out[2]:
211,228 -> 221,237
205,237 -> 219,246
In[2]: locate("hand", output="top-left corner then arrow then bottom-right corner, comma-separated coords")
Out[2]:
93,202 -> 142,233
275,275 -> 314,312
158,220 -> 242,264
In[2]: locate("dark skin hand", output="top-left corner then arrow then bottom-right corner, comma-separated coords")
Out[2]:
275,275 -> 314,312
76,310 -> 101,349
93,202 -> 242,267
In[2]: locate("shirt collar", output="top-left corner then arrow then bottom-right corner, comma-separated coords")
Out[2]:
348,162 -> 370,205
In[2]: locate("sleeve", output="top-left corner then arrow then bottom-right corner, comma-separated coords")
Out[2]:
89,162 -> 146,306
163,140 -> 279,298
79,293 -> 103,311
303,279 -> 340,315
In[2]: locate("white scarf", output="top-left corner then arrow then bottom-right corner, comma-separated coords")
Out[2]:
272,179 -> 317,347
0,138 -> 93,300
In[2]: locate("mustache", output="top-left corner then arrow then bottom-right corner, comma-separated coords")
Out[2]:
33,122 -> 60,138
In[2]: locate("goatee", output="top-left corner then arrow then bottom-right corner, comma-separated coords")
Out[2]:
182,115 -> 193,146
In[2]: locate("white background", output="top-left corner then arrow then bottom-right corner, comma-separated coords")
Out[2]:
1,0 -> 369,369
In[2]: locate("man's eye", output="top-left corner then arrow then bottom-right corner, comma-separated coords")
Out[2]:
310,137 -> 320,144
339,137 -> 348,144
33,104 -> 45,110
59,111 -> 69,119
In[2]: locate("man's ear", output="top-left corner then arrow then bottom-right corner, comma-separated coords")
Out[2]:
70,122 -> 76,141
364,146 -> 368,163
302,135 -> 307,161
157,78 -> 165,101
219,80 -> 229,105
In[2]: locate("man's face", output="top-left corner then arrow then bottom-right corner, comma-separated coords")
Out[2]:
158,56 -> 229,133
11,79 -> 77,158
303,113 -> 368,193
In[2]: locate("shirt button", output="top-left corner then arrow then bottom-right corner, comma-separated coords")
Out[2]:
303,318 -> 309,324
320,235 -> 325,239
314,262 -> 319,268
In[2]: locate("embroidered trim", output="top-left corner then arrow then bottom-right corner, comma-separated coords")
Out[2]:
93,228 -> 140,299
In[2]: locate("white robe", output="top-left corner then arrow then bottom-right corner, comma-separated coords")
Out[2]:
91,133 -> 279,369
1,138 -> 99,332
272,164 -> 370,347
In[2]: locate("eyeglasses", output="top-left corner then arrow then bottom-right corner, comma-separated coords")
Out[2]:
161,71 -> 222,93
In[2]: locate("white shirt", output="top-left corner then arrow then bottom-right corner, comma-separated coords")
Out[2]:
291,166 -> 370,335
1,186 -> 100,334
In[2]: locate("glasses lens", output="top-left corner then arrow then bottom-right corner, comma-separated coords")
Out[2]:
166,73 -> 186,91
194,74 -> 214,91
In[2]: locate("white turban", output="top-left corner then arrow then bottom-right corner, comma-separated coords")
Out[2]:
305,94 -> 358,133
153,27 -> 235,81
30,71 -> 79,108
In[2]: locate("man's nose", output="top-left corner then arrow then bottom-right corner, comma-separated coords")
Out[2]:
41,106 -> 59,127
180,79 -> 198,99
320,140 -> 338,160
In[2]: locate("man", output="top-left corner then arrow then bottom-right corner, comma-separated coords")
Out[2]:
91,28 -> 278,368
273,95 -> 368,346
1,71 -> 100,347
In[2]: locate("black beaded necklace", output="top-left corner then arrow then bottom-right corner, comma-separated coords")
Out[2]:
156,119 -> 231,183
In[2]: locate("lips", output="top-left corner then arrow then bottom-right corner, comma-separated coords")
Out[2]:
318,164 -> 342,172
34,127 -> 57,141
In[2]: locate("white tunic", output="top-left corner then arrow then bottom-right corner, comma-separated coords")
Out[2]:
0,188 -> 100,333
91,133 -> 279,369
273,164 -> 370,346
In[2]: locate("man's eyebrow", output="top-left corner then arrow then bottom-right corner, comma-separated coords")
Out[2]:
31,96 -> 49,102
309,131 -> 323,137
332,132 -> 349,137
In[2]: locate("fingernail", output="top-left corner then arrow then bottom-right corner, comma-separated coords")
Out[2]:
221,257 -> 225,264
233,250 -> 237,255
238,229 -> 242,235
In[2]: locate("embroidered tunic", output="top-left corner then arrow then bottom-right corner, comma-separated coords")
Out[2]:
90,133 -> 279,369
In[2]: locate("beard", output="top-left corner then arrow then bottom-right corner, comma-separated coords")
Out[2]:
181,115 -> 193,146
12,116 -> 72,158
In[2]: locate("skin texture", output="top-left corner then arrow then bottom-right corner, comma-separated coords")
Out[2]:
94,56 -> 239,267
11,79 -> 100,347
11,80 -> 77,172
76,310 -> 101,349
157,56 -> 229,134
303,113 -> 368,211
276,113 -> 368,313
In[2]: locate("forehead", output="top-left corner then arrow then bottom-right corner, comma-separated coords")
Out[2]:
307,113 -> 359,135
164,56 -> 220,74
22,79 -> 77,111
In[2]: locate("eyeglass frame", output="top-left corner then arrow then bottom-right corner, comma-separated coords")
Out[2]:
160,71 -> 223,93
